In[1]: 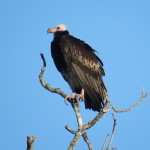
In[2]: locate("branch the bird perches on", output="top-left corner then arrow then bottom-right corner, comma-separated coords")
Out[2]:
39,53 -> 148,150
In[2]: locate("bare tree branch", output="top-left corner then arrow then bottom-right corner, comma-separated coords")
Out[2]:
67,102 -> 84,150
39,53 -> 67,98
82,132 -> 93,150
83,110 -> 104,130
103,88 -> 148,113
65,125 -> 76,134
101,114 -> 117,150
81,101 -> 110,131
106,114 -> 117,150
40,53 -> 46,67
26,136 -> 36,150
101,134 -> 110,150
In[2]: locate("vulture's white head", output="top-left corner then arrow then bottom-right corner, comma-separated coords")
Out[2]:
47,24 -> 67,33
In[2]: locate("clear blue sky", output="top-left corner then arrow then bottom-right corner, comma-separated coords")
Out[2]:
0,0 -> 150,149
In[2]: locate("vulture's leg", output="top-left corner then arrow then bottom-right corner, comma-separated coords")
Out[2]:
64,92 -> 75,105
64,89 -> 84,105
76,88 -> 85,101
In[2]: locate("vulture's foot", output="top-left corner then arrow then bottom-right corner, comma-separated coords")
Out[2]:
75,89 -> 85,102
64,92 -> 75,105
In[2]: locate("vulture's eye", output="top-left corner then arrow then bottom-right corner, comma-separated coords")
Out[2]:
57,27 -> 60,29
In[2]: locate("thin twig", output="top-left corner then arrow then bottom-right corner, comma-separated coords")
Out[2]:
106,114 -> 117,150
112,147 -> 118,149
101,134 -> 110,150
103,87 -> 148,113
40,53 -> 46,67
82,132 -> 93,150
65,125 -> 76,134
26,136 -> 36,150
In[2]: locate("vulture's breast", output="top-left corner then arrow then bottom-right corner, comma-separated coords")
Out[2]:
61,70 -> 82,93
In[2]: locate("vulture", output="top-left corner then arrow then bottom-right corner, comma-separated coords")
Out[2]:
47,24 -> 107,111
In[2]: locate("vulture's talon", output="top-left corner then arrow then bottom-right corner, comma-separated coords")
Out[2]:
64,93 -> 75,105
75,89 -> 85,102
75,94 -> 84,101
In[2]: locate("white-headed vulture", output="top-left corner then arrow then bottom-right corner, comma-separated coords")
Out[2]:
47,24 -> 107,111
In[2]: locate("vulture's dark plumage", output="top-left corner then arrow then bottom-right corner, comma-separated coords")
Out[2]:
47,24 -> 107,111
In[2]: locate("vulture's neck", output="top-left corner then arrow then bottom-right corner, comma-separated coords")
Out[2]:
54,31 -> 69,40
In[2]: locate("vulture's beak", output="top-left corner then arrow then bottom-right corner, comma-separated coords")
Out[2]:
47,28 -> 53,33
